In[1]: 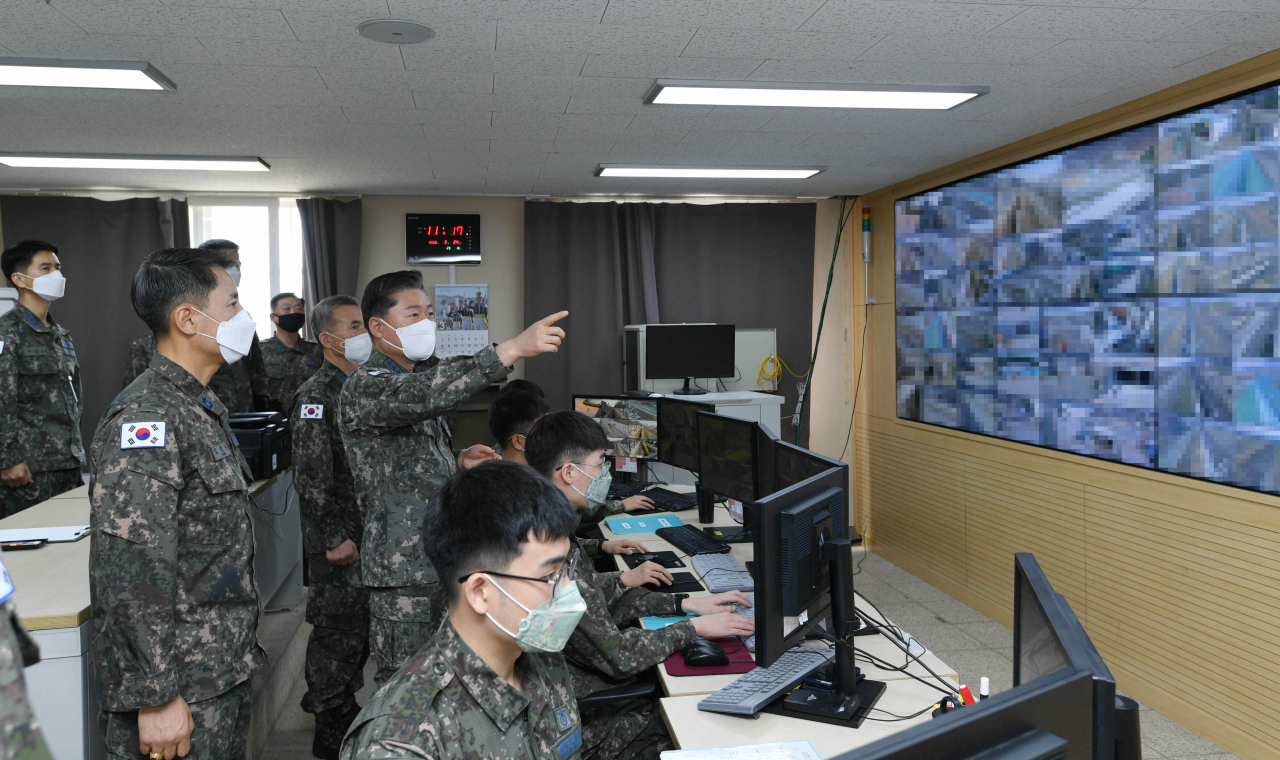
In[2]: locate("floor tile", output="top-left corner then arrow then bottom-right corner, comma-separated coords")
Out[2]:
955,620 -> 1013,650
1141,709 -> 1230,757
918,595 -> 990,624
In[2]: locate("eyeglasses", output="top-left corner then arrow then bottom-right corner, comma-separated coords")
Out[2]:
557,459 -> 610,477
459,544 -> 581,600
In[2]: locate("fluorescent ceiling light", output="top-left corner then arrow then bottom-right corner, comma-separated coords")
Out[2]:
646,80 -> 987,110
598,165 -> 822,179
0,58 -> 175,91
0,154 -> 270,171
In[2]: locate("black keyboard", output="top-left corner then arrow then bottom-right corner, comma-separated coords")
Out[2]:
607,482 -> 650,500
656,524 -> 732,555
645,488 -> 697,512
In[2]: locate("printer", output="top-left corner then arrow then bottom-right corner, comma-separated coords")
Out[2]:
229,412 -> 291,481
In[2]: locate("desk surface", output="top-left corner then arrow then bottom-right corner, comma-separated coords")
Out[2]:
1,474 -> 283,631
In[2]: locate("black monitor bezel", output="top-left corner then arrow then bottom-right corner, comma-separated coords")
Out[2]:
571,395 -> 659,460
656,397 -> 715,471
644,324 -> 737,380
775,439 -> 849,494
695,411 -> 760,503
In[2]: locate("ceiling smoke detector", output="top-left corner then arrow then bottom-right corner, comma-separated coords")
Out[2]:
357,20 -> 434,45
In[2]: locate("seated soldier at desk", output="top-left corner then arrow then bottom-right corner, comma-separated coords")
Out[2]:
525,412 -> 755,760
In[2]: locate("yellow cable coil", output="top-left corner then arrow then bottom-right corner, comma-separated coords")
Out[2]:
755,355 -> 809,391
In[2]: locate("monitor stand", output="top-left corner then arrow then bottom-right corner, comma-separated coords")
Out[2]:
761,537 -> 886,727
701,498 -> 754,543
673,377 -> 708,395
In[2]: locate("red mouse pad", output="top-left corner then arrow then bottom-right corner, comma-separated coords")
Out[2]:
664,637 -> 757,677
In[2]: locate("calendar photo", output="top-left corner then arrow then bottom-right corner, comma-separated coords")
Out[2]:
435,284 -> 490,358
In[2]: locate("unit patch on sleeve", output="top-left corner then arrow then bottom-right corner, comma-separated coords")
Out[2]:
120,421 -> 167,449
300,403 -> 324,419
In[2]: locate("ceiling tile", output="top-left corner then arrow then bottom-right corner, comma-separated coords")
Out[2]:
985,6 -> 1213,40
491,111 -> 636,133
601,0 -> 825,31
285,12 -> 497,49
78,83 -> 258,104
497,21 -> 695,56
53,3 -> 296,40
1136,0 -> 1279,9
0,32 -> 220,65
1052,65 -> 1194,90
344,108 -> 491,125
566,97 -> 710,115
494,74 -> 653,98
283,122 -> 427,141
389,0 -> 610,25
683,29 -> 883,61
263,105 -> 353,123
1025,38 -> 1227,67
402,49 -> 587,76
1170,42 -> 1278,78
160,0 -> 390,10
747,59 -> 928,84
159,64 -> 329,90
858,35 -> 1062,65
803,1 -> 1027,37
248,86 -> 415,109
580,55 -> 763,79
0,2 -> 94,37
411,91 -> 571,113
905,63 -> 1087,88
1162,12 -> 1280,44
200,38 -> 405,68
319,69 -> 495,94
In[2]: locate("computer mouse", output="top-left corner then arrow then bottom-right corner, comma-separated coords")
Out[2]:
681,638 -> 729,667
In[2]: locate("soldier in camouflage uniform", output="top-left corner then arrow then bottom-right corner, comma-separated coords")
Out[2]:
342,461 -> 585,760
291,295 -> 371,760
0,557 -> 53,760
264,292 -> 324,412
338,270 -> 567,688
0,240 -> 84,518
122,239 -> 272,414
90,247 -> 268,760
525,412 -> 755,760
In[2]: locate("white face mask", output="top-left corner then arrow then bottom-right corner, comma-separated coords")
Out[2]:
15,270 -> 66,302
325,331 -> 372,364
194,308 -> 258,364
225,266 -> 242,287
381,316 -> 436,361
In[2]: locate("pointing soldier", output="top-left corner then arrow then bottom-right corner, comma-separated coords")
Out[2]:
0,239 -> 84,518
338,269 -> 566,688
89,247 -> 268,760
290,295 -> 373,760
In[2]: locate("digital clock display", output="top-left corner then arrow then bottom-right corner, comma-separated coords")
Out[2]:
406,213 -> 480,265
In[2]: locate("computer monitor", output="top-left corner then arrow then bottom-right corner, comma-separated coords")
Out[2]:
696,411 -> 759,504
775,440 -> 847,492
646,324 -> 736,395
1015,553 -> 1117,760
833,667 -> 1096,760
571,395 -> 657,459
656,397 -> 714,472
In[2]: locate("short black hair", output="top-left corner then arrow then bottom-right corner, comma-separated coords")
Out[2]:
425,460 -> 577,605
501,379 -> 545,398
311,294 -> 359,336
360,270 -> 426,330
489,390 -> 551,450
271,292 -> 300,312
197,239 -> 239,252
132,247 -> 237,338
2,240 -> 58,284
524,411 -> 608,480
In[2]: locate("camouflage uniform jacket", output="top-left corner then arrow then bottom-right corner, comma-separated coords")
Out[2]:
338,346 -> 511,592
123,333 -> 269,414
1,571 -> 52,760
341,619 -> 583,760
262,334 -> 323,412
0,303 -> 84,473
89,353 -> 268,711
290,359 -> 362,588
562,534 -> 696,698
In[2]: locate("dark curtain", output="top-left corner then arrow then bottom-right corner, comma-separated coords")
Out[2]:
157,199 -> 190,248
652,203 -> 815,444
297,198 -> 362,335
523,202 -> 661,412
1,196 -> 170,448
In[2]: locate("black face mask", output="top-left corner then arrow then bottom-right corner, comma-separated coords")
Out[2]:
276,313 -> 305,333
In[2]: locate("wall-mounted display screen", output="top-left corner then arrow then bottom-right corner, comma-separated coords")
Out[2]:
407,213 -> 480,265
896,84 -> 1280,495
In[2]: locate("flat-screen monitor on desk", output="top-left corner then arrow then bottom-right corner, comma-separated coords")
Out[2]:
646,324 -> 735,395
1015,553 -> 1117,760
572,395 -> 657,459
696,411 -> 760,504
775,440 -> 846,492
657,397 -> 714,472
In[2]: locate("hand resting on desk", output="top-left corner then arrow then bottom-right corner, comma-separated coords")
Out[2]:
622,560 -> 673,587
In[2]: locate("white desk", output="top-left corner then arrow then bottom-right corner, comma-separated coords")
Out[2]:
598,489 -> 957,754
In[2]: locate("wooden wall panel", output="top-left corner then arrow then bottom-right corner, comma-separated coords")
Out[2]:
825,48 -> 1280,760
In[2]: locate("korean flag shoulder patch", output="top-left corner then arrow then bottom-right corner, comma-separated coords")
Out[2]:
300,403 -> 324,419
121,421 -> 167,449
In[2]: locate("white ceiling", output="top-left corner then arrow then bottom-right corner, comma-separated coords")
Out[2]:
0,0 -> 1275,198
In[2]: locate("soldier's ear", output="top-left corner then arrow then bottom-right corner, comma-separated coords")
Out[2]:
171,304 -> 202,337
461,574 -> 490,616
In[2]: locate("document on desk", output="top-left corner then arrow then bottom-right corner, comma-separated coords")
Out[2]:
605,514 -> 685,534
660,740 -> 821,760
0,525 -> 90,543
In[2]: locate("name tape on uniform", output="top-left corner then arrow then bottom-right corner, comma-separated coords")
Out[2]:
300,403 -> 324,419
120,421 -> 167,449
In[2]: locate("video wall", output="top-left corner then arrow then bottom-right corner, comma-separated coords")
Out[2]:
896,84 -> 1280,493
